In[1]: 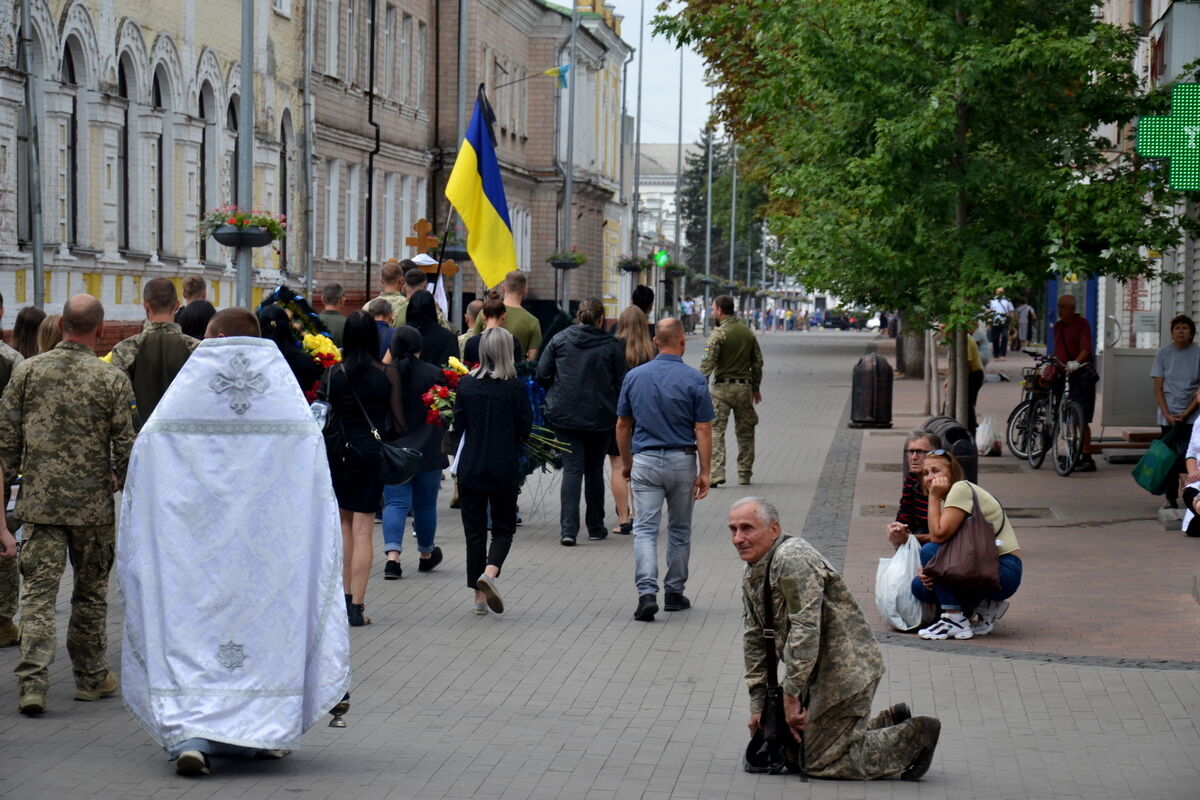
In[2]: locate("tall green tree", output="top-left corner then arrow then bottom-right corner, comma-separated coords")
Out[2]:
658,0 -> 1193,423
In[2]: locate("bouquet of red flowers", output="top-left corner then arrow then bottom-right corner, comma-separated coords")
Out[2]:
422,358 -> 470,427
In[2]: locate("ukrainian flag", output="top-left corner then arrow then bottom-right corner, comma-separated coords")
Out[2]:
445,87 -> 517,288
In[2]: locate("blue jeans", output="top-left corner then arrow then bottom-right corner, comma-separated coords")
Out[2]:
631,449 -> 697,595
382,469 -> 441,554
911,542 -> 1022,612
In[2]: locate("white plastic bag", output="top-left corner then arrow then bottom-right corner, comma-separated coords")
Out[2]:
976,415 -> 999,456
875,534 -> 928,631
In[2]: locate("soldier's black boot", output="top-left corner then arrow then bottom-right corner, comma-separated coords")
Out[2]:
634,594 -> 658,621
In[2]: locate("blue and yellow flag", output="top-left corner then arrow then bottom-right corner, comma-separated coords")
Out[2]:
445,87 -> 517,288
542,64 -> 571,89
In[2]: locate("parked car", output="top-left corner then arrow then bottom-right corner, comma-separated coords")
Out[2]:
822,311 -> 848,329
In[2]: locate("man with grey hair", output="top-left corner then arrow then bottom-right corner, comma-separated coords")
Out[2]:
731,496 -> 941,780
616,318 -> 713,621
885,430 -> 942,548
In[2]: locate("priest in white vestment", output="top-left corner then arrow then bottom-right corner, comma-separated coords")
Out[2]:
118,308 -> 349,776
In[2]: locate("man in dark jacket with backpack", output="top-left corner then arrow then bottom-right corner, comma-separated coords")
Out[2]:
537,298 -> 626,546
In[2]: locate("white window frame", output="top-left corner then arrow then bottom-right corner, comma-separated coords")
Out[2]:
415,21 -> 427,108
399,14 -> 412,105
384,172 -> 397,260
346,164 -> 361,259
324,159 -> 340,258
400,174 -> 413,250
346,0 -> 358,85
325,0 -> 339,77
273,0 -> 291,16
383,5 -> 397,97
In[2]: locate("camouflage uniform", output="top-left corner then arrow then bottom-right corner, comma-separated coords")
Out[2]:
107,321 -> 199,428
0,340 -> 23,646
0,342 -> 136,696
700,316 -> 763,484
743,535 -> 939,779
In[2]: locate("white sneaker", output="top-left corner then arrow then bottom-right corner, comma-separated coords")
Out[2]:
175,750 -> 211,776
971,600 -> 1009,636
919,613 -> 974,640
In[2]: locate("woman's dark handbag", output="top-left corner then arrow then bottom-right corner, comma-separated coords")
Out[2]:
345,376 -> 422,486
743,545 -> 806,779
924,484 -> 1002,592
316,368 -> 349,472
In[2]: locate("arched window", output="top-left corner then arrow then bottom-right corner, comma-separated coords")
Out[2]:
226,97 -> 239,205
61,40 -> 80,245
279,115 -> 291,270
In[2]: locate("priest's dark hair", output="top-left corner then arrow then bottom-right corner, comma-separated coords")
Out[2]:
341,310 -> 380,376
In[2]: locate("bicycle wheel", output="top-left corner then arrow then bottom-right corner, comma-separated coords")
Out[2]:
1026,394 -> 1051,469
1054,400 -> 1084,476
1005,399 -> 1033,459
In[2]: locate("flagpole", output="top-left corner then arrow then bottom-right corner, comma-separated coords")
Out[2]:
454,0 -> 469,326
562,5 -> 579,311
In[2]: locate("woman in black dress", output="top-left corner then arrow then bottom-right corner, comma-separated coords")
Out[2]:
324,311 -> 405,625
454,328 -> 531,615
407,290 -> 459,368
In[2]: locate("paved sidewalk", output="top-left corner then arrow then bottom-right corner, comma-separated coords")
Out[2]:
845,340 -> 1200,664
1,331 -> 1197,799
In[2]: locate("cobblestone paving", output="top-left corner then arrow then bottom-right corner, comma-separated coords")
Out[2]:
1,331 -> 1196,799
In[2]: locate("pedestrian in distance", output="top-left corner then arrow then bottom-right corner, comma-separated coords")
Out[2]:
321,311 -> 406,626
616,318 -> 714,621
118,307 -> 349,777
537,297 -> 626,546
1014,297 -> 1037,351
608,306 -> 656,537
732,497 -> 941,780
0,295 -> 136,716
1053,294 -> 1098,470
318,282 -> 348,347
380,326 -> 447,579
631,285 -> 657,339
987,287 -> 1015,361
1151,314 -> 1200,510
913,449 -> 1022,640
453,327 -> 532,615
701,295 -> 764,487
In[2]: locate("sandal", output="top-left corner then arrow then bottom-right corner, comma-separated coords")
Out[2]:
612,522 -> 632,536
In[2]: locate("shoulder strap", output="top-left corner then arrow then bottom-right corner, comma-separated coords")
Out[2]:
760,543 -> 782,689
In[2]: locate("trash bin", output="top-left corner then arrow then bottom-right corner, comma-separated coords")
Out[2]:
922,415 -> 978,484
849,353 -> 893,428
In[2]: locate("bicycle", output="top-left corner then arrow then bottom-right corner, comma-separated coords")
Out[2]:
1019,354 -> 1085,475
1004,360 -> 1049,460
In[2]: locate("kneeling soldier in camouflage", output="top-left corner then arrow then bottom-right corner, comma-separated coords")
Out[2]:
732,497 -> 941,780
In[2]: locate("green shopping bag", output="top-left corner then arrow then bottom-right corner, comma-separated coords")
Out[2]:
1132,425 -> 1181,496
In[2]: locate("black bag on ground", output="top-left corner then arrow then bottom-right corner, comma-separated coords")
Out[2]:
743,545 -> 806,778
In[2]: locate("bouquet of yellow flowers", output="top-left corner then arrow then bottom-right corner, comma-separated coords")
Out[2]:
302,332 -> 342,369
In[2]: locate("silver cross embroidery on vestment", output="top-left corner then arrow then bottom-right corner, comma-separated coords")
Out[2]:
209,353 -> 270,415
217,641 -> 247,671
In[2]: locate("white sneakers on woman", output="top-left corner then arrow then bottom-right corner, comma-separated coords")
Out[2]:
919,612 -> 974,640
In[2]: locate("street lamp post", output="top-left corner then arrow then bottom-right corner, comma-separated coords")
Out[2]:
236,0 -> 254,308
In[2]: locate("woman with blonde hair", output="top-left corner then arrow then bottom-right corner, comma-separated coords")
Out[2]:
607,306 -> 656,535
454,327 -> 532,614
37,314 -> 63,354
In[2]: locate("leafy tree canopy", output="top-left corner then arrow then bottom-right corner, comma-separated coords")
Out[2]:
656,0 -> 1193,329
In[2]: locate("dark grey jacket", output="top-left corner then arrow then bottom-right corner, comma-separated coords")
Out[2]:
536,324 -> 626,432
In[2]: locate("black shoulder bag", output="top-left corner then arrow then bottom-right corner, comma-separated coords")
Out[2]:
316,366 -> 349,472
744,546 -> 807,779
345,377 -> 422,486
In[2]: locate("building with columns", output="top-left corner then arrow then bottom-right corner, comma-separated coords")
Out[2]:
0,0 -> 307,339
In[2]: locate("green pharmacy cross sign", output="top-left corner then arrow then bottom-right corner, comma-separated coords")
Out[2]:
653,249 -> 670,268
1138,83 -> 1200,191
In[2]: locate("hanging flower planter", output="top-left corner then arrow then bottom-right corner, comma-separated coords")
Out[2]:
617,256 -> 646,274
212,224 -> 274,248
547,250 -> 587,271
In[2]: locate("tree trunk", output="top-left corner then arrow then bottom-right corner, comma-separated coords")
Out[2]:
946,332 -> 958,420
954,327 -> 970,428
898,315 -> 924,378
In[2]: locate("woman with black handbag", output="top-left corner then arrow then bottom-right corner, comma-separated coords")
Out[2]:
324,311 -> 406,626
911,450 -> 1022,641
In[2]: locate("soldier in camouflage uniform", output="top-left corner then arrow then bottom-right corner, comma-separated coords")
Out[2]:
731,497 -> 941,780
365,260 -> 412,327
0,296 -> 136,715
108,277 -> 199,429
0,291 -> 24,648
700,295 -> 763,486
